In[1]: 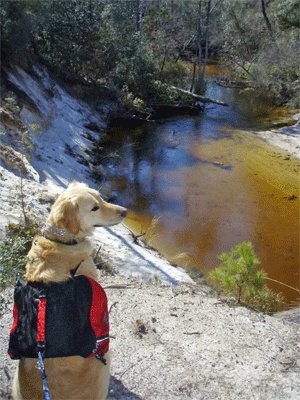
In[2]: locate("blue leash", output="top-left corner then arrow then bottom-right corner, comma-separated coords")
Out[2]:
37,352 -> 51,400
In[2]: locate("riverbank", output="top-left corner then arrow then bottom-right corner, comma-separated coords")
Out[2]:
257,112 -> 300,160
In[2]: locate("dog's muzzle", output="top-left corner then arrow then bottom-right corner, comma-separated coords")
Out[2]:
93,208 -> 128,227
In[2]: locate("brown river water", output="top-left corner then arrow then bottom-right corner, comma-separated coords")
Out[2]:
98,65 -> 299,307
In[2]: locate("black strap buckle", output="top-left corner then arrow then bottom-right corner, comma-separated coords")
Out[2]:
38,289 -> 47,299
93,346 -> 107,365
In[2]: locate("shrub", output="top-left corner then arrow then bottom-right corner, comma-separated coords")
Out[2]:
4,97 -> 20,115
0,222 -> 38,314
160,60 -> 190,86
252,39 -> 300,108
120,85 -> 147,114
209,242 -> 285,314
151,81 -> 194,105
110,44 -> 158,95
0,223 -> 37,290
247,286 -> 285,315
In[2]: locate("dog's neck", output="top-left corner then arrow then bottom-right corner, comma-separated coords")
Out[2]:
41,222 -> 84,246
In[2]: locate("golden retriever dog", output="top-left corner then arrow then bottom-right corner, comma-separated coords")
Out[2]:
11,181 -> 127,400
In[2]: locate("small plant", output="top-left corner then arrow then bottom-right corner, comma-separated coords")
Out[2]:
153,275 -> 162,285
0,223 -> 37,290
0,167 -> 4,181
24,124 -> 40,160
93,247 -> 115,275
209,242 -> 285,314
4,97 -> 20,115
18,125 -> 40,225
0,222 -> 37,315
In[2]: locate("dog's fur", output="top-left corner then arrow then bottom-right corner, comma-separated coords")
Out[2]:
12,182 -> 127,400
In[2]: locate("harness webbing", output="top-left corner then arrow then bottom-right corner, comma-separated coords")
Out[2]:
37,291 -> 46,346
36,290 -> 50,400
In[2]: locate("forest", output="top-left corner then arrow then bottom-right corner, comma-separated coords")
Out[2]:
1,0 -> 299,113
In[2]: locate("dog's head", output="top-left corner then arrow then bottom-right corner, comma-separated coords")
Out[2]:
46,182 -> 127,237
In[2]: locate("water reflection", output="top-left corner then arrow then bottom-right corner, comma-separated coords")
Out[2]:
97,83 -> 299,306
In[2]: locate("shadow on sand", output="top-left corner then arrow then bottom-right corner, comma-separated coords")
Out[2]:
108,376 -> 143,399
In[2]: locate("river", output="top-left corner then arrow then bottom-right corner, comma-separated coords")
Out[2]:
97,65 -> 299,307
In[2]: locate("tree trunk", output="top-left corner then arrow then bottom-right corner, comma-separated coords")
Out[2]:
136,0 -> 143,42
190,0 -> 202,92
196,0 -> 203,92
261,0 -> 276,43
159,39 -> 168,80
195,0 -> 211,94
190,61 -> 197,92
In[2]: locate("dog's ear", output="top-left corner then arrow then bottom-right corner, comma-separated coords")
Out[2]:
51,198 -> 80,235
68,181 -> 80,188
68,181 -> 88,189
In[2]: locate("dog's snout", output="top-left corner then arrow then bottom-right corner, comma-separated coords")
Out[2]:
120,208 -> 127,218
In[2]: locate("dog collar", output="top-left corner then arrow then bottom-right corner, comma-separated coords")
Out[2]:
42,234 -> 78,246
41,223 -> 78,246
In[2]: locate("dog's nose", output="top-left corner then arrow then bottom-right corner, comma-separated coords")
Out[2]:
120,208 -> 127,218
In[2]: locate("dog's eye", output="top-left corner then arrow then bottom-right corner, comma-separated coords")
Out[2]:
91,206 -> 99,212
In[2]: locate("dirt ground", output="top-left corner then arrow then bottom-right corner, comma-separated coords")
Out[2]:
1,268 -> 299,400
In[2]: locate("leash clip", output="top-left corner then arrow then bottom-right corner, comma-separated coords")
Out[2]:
38,351 -> 51,400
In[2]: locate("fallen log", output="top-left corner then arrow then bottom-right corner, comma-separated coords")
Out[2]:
168,85 -> 229,106
110,103 -> 203,124
151,103 -> 203,119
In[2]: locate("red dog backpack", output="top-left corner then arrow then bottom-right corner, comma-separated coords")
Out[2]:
8,275 -> 109,364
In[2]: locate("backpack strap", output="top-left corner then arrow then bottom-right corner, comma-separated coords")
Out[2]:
36,288 -> 51,400
36,288 -> 47,356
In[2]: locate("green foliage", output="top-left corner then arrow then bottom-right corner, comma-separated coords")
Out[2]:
0,0 -> 41,62
209,242 -> 285,314
160,60 -> 190,86
275,0 -> 300,29
153,275 -> 163,285
252,39 -> 300,108
210,242 -> 262,302
212,0 -> 264,62
151,81 -> 194,106
247,285 -> 285,315
0,223 -> 37,314
4,97 -> 20,115
35,0 -> 105,77
110,44 -> 158,94
0,223 -> 37,291
93,247 -> 115,275
1,0 -> 299,109
213,0 -> 299,107
118,85 -> 147,116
